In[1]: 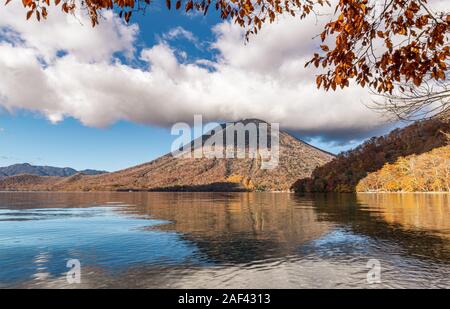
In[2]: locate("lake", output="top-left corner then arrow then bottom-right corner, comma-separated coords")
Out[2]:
0,192 -> 449,288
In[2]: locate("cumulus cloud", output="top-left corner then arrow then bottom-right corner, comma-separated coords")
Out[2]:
0,2 -> 393,143
0,4 -> 137,62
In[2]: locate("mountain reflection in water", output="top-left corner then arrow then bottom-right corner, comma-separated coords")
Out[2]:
0,192 -> 449,288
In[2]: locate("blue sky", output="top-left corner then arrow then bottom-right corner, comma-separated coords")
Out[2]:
0,110 -> 394,171
0,7 -> 217,171
0,4 -> 396,171
0,112 -> 172,171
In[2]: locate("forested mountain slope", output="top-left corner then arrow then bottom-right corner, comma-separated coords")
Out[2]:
293,119 -> 450,192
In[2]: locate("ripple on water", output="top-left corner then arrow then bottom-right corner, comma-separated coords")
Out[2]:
0,192 -> 449,288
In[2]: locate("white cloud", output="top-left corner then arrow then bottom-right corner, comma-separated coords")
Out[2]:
0,2 -> 392,142
162,26 -> 198,44
0,4 -> 137,62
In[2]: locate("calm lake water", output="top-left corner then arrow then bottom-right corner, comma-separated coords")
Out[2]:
0,192 -> 449,288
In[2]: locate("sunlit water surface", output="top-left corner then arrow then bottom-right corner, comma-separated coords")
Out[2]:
0,192 -> 449,288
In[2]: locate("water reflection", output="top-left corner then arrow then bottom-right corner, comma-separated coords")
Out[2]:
358,193 -> 450,237
0,192 -> 449,288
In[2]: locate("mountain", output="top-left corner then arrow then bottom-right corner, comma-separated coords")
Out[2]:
0,119 -> 334,192
356,145 -> 450,192
292,118 -> 450,192
0,163 -> 107,178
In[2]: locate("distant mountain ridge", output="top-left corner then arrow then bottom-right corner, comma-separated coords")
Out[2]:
0,163 -> 107,178
0,119 -> 334,192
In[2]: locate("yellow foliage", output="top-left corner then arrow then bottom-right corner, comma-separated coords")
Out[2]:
226,174 -> 244,183
357,145 -> 450,192
244,179 -> 255,190
226,174 -> 256,190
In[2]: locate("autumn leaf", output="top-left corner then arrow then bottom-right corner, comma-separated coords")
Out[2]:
62,3 -> 69,13
42,7 -> 48,19
316,75 -> 322,88
124,11 -> 132,23
185,0 -> 193,12
26,10 -> 33,20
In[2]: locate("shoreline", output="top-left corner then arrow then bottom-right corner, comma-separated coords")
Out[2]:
356,191 -> 450,194
0,190 -> 449,194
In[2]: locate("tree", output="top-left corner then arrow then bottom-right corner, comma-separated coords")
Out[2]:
5,0 -> 450,119
371,78 -> 449,120
292,118 -> 450,192
356,145 -> 450,192
305,0 -> 449,120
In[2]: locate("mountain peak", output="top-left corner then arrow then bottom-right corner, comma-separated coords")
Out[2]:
237,118 -> 269,125
14,163 -> 31,167
0,127 -> 334,192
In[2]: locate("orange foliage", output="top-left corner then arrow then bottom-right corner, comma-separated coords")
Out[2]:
356,145 -> 450,192
292,118 -> 450,192
226,174 -> 256,190
306,0 -> 449,95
